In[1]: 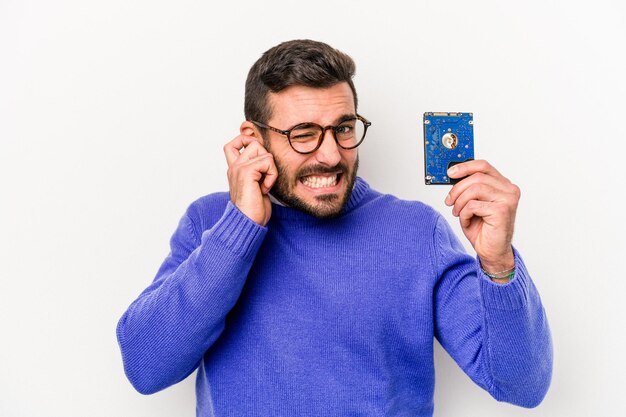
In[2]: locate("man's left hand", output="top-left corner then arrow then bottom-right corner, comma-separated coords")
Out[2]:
445,160 -> 520,273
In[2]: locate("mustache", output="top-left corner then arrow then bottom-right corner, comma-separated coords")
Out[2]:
296,163 -> 348,178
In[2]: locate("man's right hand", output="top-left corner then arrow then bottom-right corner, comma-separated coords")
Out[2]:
224,134 -> 278,226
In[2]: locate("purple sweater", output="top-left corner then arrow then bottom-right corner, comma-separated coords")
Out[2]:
117,177 -> 552,416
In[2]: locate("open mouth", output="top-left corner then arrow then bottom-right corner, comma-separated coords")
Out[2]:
299,172 -> 343,189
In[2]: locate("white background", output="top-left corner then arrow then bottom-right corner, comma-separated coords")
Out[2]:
1,0 -> 625,416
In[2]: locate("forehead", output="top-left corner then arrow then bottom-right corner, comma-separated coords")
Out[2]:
267,82 -> 355,127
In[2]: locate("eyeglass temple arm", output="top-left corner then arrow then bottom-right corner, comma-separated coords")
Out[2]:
250,120 -> 289,136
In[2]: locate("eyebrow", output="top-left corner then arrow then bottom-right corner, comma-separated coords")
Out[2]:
334,113 -> 357,124
287,114 -> 357,130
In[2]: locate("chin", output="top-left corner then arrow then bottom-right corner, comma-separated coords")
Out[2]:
271,155 -> 359,219
296,172 -> 358,218
308,194 -> 346,219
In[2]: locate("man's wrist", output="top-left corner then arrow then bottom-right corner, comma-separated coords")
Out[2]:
479,248 -> 515,280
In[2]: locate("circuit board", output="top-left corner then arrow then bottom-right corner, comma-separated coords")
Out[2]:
423,112 -> 474,185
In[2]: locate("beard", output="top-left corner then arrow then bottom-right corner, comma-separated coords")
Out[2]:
269,154 -> 359,219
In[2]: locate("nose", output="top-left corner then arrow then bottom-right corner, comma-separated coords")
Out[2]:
314,128 -> 342,166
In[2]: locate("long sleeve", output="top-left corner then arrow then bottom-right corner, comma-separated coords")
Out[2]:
432,215 -> 552,408
116,201 -> 267,394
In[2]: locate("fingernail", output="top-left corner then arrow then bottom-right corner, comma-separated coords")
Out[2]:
447,166 -> 458,176
445,194 -> 451,205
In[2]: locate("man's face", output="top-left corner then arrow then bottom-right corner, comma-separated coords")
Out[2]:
263,82 -> 359,219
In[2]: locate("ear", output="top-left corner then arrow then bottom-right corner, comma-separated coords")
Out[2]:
240,121 -> 264,144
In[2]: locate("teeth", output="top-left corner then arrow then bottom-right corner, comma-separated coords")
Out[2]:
302,175 -> 338,189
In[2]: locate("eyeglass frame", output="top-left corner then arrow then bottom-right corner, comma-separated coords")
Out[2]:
249,114 -> 371,155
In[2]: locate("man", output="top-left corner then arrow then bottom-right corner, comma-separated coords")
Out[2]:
117,39 -> 552,416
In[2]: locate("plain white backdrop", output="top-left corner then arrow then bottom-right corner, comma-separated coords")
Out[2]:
1,0 -> 625,416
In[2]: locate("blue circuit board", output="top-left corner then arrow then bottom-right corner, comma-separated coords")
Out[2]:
423,112 -> 474,185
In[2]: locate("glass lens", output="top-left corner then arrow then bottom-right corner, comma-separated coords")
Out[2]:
335,119 -> 365,149
289,123 -> 322,153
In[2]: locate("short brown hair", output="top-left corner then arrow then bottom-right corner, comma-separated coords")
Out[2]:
244,39 -> 358,124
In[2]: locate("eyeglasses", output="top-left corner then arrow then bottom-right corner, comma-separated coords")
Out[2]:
250,115 -> 371,154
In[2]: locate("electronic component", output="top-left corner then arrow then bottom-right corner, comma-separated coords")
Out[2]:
423,112 -> 474,185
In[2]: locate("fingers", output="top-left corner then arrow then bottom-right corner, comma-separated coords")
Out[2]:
228,152 -> 277,192
226,152 -> 277,226
445,159 -> 520,233
445,160 -> 520,267
222,131 -> 276,225
457,199 -> 511,229
445,160 -> 520,210
236,152 -> 278,194
457,199 -> 516,263
448,180 -> 520,218
260,157 -> 278,194
224,135 -> 278,192
223,135 -> 266,167
447,159 -> 502,180
225,134 -> 278,197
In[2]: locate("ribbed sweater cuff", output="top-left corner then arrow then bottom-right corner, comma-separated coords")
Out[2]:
203,201 -> 267,262
478,248 -> 531,311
